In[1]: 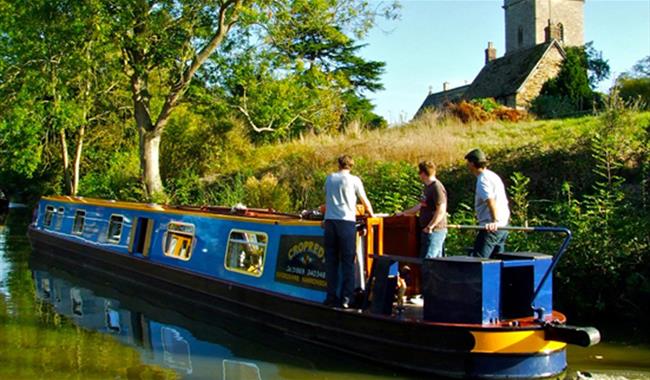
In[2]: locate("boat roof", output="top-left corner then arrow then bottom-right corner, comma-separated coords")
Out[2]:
42,195 -> 320,226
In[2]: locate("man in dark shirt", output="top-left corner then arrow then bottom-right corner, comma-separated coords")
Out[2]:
397,161 -> 448,258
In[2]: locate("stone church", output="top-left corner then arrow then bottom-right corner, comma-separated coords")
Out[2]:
417,0 -> 585,114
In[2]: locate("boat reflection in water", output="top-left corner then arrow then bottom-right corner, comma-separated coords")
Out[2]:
30,254 -> 334,380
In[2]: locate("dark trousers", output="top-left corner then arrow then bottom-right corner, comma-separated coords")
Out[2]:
323,219 -> 356,302
472,230 -> 509,258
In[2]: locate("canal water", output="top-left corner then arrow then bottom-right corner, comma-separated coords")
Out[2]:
1,209 -> 649,380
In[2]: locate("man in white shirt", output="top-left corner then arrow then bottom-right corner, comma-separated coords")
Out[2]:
323,155 -> 374,308
465,149 -> 511,258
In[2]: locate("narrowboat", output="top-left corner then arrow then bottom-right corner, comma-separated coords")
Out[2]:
28,195 -> 600,379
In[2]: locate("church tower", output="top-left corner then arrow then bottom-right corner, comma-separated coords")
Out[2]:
504,0 -> 585,54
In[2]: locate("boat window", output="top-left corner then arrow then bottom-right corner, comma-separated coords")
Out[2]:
163,222 -> 195,261
43,205 -> 55,227
225,230 -> 267,277
72,210 -> 86,235
107,214 -> 125,243
55,207 -> 65,230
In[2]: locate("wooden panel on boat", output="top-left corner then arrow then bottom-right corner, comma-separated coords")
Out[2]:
382,215 -> 420,295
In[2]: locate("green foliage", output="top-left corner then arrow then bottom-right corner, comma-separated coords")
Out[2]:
537,43 -> 610,114
471,98 -> 500,113
530,94 -> 580,119
618,77 -> 650,109
358,161 -> 422,214
79,150 -> 145,201
243,173 -> 292,212
212,6 -> 390,142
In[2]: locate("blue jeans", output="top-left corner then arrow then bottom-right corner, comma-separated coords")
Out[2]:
420,230 -> 447,259
323,219 -> 357,303
472,230 -> 509,258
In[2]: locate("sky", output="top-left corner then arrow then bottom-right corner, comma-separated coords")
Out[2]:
359,0 -> 650,124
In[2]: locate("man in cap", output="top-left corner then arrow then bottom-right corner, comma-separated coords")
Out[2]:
465,149 -> 510,258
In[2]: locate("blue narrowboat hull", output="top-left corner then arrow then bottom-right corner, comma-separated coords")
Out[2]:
28,196 -> 582,379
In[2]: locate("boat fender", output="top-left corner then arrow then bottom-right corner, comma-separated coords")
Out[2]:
544,323 -> 601,347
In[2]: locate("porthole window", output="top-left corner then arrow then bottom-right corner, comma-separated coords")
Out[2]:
107,215 -> 125,243
225,230 -> 268,277
163,222 -> 195,261
43,205 -> 55,227
72,210 -> 86,235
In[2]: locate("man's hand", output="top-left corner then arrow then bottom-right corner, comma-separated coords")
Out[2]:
485,222 -> 499,232
423,225 -> 434,234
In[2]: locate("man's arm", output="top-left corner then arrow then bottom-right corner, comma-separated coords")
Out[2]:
425,202 -> 447,232
356,179 -> 375,217
485,198 -> 499,232
359,193 -> 375,217
397,204 -> 421,216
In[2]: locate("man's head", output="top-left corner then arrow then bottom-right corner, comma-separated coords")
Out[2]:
418,161 -> 436,182
338,155 -> 354,170
464,148 -> 488,175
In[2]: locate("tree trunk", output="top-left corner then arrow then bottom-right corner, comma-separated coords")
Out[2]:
71,124 -> 85,196
59,129 -> 72,195
141,129 -> 164,199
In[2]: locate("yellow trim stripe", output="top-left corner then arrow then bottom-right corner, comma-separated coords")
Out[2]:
471,330 -> 566,354
42,196 -> 320,227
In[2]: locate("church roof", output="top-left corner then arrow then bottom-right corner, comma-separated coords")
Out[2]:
463,40 -> 565,100
416,84 -> 471,115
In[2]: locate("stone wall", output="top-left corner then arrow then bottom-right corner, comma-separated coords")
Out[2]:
505,0 -> 537,54
535,0 -> 585,47
505,0 -> 584,54
516,45 -> 565,107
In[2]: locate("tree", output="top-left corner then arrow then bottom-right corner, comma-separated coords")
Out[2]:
104,0 -> 394,198
538,42 -> 610,112
617,56 -> 650,108
0,0 -> 121,196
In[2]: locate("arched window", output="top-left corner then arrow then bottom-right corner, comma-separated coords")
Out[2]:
558,23 -> 565,42
517,26 -> 524,47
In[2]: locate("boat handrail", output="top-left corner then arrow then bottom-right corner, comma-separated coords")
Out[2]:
447,224 -> 572,320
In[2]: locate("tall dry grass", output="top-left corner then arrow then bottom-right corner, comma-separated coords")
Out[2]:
236,110 -> 612,176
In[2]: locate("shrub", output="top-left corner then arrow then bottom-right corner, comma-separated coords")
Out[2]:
80,150 -> 145,201
618,77 -> 650,109
471,98 -> 500,113
530,95 -> 580,119
357,160 -> 422,214
243,173 -> 292,212
493,107 -> 526,122
446,101 -> 492,123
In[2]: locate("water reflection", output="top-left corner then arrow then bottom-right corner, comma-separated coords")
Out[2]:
29,253 -> 408,380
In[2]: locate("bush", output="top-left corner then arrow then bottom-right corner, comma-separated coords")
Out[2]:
446,101 -> 492,123
618,77 -> 650,109
79,150 -> 145,201
471,98 -> 500,113
243,173 -> 292,212
493,107 -> 526,122
530,95 -> 580,119
356,160 -> 422,214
